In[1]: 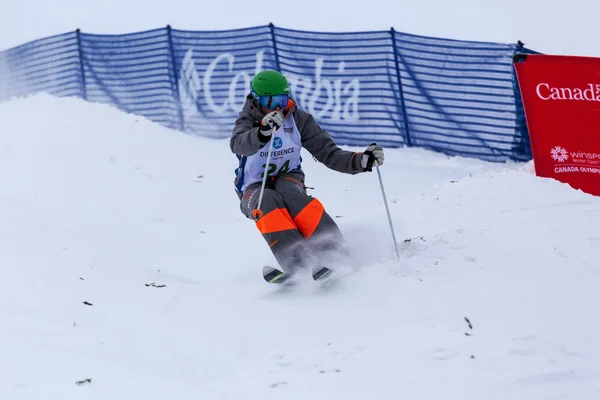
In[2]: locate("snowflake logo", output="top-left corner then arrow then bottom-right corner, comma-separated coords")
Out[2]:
550,146 -> 569,162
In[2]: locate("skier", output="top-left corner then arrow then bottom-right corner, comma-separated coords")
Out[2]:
230,69 -> 384,275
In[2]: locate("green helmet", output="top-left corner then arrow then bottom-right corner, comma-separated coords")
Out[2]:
250,70 -> 291,97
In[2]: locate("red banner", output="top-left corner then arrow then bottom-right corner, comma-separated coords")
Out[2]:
514,54 -> 600,196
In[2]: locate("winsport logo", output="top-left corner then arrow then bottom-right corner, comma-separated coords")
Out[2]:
550,146 -> 569,163
549,145 -> 600,173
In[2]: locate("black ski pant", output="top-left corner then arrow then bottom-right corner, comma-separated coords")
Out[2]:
240,171 -> 346,273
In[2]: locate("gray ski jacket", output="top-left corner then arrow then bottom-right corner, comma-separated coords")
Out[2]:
231,95 -> 363,195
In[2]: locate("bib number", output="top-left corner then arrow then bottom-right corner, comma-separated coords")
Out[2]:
260,160 -> 291,178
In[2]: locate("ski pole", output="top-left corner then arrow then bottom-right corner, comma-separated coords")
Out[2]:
376,164 -> 400,259
252,133 -> 275,220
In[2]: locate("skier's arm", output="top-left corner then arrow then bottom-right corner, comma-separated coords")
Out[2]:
230,113 -> 270,156
299,112 -> 363,174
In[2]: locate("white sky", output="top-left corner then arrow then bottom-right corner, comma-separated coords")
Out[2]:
2,0 -> 600,56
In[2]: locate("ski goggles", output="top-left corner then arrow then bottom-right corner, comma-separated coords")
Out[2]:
256,94 -> 290,110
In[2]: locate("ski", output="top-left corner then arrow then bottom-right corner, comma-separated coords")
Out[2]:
312,265 -> 334,282
263,265 -> 335,284
262,265 -> 293,284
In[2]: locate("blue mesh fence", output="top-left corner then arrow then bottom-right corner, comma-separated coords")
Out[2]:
273,27 -> 406,149
0,32 -> 83,102
0,25 -> 537,162
80,27 -> 181,130
171,25 -> 278,137
393,30 -> 527,160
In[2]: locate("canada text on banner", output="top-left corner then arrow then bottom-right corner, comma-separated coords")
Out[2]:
514,54 -> 600,196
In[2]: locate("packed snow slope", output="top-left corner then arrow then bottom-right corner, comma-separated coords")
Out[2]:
1,94 -> 599,400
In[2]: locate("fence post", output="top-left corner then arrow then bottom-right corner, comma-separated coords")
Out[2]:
269,23 -> 282,72
390,27 -> 412,147
511,49 -> 532,160
75,29 -> 87,101
167,25 -> 184,132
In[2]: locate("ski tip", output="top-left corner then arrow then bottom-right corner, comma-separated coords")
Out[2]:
263,265 -> 292,284
312,265 -> 334,281
262,265 -> 276,274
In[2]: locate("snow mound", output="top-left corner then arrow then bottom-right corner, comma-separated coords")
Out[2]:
1,94 -> 599,400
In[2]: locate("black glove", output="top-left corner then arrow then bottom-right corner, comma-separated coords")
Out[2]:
360,143 -> 384,172
258,111 -> 284,143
